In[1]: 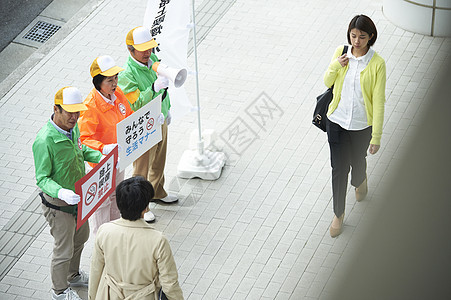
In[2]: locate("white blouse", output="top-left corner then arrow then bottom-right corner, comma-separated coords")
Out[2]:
329,46 -> 374,130
96,89 -> 117,105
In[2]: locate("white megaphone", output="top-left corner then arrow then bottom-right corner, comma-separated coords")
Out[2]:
152,62 -> 187,88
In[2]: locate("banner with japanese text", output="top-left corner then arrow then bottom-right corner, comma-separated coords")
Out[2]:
116,96 -> 162,171
75,147 -> 118,230
143,0 -> 193,120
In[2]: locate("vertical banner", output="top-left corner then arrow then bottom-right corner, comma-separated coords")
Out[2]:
143,0 -> 193,120
75,147 -> 118,230
116,96 -> 163,171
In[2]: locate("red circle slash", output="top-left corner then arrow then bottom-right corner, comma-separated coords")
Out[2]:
85,182 -> 97,205
146,118 -> 154,130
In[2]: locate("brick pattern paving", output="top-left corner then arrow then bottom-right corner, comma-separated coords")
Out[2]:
0,0 -> 450,299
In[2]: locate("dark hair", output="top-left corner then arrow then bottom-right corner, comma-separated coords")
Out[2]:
116,176 -> 155,221
55,104 -> 62,112
92,74 -> 106,91
347,15 -> 377,47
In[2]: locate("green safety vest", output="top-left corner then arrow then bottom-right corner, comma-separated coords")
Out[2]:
118,54 -> 171,117
32,121 -> 102,198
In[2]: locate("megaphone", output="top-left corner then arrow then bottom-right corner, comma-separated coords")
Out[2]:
152,62 -> 187,88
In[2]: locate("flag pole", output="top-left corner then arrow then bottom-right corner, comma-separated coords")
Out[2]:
176,0 -> 225,180
191,0 -> 203,155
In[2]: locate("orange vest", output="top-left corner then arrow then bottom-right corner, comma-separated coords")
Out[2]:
78,87 -> 133,155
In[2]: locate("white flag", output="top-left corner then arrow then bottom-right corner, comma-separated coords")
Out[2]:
144,0 -> 193,120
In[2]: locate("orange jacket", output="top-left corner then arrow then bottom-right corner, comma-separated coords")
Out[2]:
78,87 -> 133,154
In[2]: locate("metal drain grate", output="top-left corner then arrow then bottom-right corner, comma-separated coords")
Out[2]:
23,21 -> 61,43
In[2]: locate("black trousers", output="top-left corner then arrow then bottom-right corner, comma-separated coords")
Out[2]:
327,120 -> 372,217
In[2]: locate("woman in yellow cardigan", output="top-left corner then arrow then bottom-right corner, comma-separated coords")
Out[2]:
324,15 -> 386,237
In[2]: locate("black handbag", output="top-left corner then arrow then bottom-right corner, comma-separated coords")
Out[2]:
312,45 -> 348,132
159,289 -> 168,300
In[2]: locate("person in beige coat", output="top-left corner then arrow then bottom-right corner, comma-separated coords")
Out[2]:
89,176 -> 183,300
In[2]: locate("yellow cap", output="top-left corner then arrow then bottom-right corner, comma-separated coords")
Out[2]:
90,55 -> 124,77
126,27 -> 158,51
54,87 -> 87,112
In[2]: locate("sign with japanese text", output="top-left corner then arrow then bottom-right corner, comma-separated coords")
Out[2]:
143,0 -> 193,120
75,147 -> 118,230
116,96 -> 162,171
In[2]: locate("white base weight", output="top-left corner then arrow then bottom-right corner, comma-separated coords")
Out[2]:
177,149 -> 226,180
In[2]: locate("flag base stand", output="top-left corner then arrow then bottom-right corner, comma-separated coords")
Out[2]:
176,0 -> 226,181
177,141 -> 226,180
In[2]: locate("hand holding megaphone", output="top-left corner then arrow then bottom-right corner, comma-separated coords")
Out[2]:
152,62 -> 187,88
154,76 -> 169,92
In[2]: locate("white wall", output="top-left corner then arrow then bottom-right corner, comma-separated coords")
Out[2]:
383,0 -> 451,37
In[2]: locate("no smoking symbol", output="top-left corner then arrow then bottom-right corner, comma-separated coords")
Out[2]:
119,103 -> 126,115
147,118 -> 154,130
85,182 -> 97,205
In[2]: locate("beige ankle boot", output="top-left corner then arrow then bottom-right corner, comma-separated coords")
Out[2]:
355,178 -> 368,202
330,213 -> 345,238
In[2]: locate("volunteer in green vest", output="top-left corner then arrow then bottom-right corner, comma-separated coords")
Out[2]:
32,86 -> 103,300
118,26 -> 178,223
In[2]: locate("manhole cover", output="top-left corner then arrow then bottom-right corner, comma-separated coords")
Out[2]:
23,21 -> 61,43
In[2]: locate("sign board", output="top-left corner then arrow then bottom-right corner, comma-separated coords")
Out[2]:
144,0 -> 193,120
75,147 -> 118,230
116,95 -> 162,171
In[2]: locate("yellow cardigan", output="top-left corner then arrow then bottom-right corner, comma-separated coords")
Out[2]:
324,45 -> 386,145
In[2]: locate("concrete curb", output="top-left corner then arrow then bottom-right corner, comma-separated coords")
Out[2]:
0,0 -> 105,103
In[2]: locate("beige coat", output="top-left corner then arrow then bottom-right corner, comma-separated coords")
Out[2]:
89,218 -> 184,300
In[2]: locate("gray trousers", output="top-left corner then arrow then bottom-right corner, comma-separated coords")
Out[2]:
42,193 -> 89,294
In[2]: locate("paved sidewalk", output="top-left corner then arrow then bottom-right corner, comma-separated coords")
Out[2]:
0,0 -> 450,299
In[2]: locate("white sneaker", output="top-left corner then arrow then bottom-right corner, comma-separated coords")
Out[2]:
69,269 -> 88,287
52,288 -> 82,300
158,194 -> 178,203
144,210 -> 156,222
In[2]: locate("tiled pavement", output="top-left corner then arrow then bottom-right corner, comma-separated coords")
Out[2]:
0,0 -> 450,299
